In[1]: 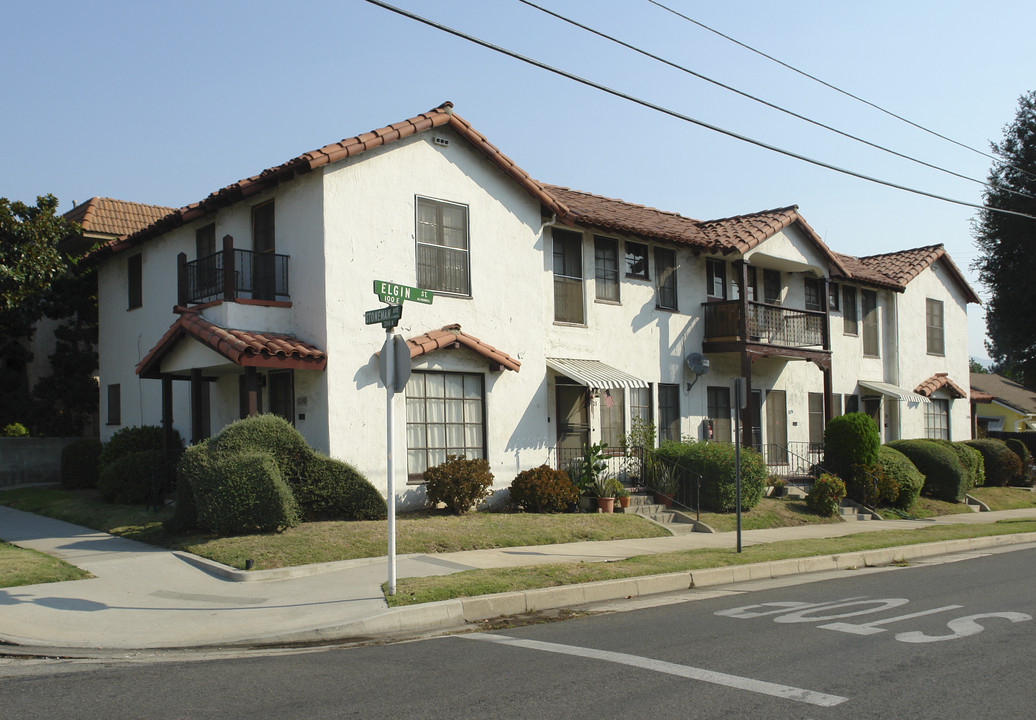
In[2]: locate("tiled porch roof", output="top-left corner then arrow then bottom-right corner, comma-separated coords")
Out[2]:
915,372 -> 968,399
404,324 -> 520,372
970,389 -> 995,403
137,308 -> 327,379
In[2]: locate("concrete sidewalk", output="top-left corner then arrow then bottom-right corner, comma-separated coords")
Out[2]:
3,504 -> 1036,652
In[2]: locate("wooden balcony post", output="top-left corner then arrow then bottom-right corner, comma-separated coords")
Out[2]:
161,374 -> 173,493
819,276 -> 831,352
222,234 -> 236,302
176,252 -> 187,306
735,261 -> 749,342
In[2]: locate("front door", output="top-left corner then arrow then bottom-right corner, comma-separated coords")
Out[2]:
556,380 -> 589,469
765,390 -> 788,463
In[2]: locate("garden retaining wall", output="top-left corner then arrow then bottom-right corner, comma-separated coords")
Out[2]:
0,437 -> 80,489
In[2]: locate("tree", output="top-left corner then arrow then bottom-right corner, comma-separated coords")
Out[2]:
974,90 -> 1036,388
0,195 -> 80,430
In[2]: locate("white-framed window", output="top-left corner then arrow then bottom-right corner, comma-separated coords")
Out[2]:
658,383 -> 680,442
553,228 -> 584,324
842,286 -> 858,335
862,289 -> 879,357
600,388 -> 625,449
625,241 -> 649,279
706,258 -> 726,299
416,197 -> 470,295
925,398 -> 950,440
655,247 -> 677,310
926,298 -> 945,355
406,371 -> 485,482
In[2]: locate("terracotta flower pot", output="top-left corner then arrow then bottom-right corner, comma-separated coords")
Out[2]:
596,497 -> 615,514
617,495 -> 631,509
653,492 -> 674,508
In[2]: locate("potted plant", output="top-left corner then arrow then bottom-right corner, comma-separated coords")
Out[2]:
769,476 -> 786,498
572,442 -> 609,512
591,475 -> 616,513
615,485 -> 631,509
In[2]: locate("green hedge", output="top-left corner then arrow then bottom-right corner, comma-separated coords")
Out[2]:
1004,439 -> 1032,485
653,440 -> 767,512
806,473 -> 845,517
931,440 -> 984,491
99,425 -> 183,472
885,439 -> 967,502
963,439 -> 1022,487
60,439 -> 102,489
875,445 -> 924,509
192,450 -> 299,534
209,414 -> 310,488
98,450 -> 162,505
166,441 -> 211,532
296,454 -> 387,521
824,413 -> 880,484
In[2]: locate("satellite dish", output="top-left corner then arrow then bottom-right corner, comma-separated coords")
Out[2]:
686,353 -> 710,376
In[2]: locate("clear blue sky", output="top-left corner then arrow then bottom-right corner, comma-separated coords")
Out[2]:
4,0 -> 1034,363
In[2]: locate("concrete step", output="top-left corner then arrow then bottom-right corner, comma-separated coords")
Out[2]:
838,499 -> 875,521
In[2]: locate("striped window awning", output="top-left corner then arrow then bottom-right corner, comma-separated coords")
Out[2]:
858,379 -> 930,404
546,357 -> 649,390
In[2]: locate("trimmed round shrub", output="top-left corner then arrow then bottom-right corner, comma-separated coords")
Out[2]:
295,454 -> 387,521
806,473 -> 845,517
210,414 -> 311,488
1004,439 -> 1032,485
424,455 -> 494,514
192,450 -> 299,534
61,438 -> 102,489
99,425 -> 183,472
853,462 -> 900,507
166,441 -> 211,532
963,439 -> 1022,487
2,422 -> 29,437
823,413 -> 880,491
509,465 -> 579,513
98,450 -> 162,504
931,440 -> 984,491
886,439 -> 968,502
875,445 -> 924,509
653,440 -> 767,512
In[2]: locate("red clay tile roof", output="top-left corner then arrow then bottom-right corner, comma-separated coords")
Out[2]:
915,372 -> 967,399
834,244 -> 980,303
543,185 -> 709,248
137,308 -> 327,379
63,197 -> 174,239
404,324 -> 520,372
970,389 -> 995,403
95,102 -> 569,260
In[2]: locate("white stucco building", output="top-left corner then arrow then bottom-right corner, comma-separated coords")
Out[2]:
93,102 -> 979,506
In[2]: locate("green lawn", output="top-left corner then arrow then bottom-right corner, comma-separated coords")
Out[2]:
970,486 -> 1036,511
0,541 -> 91,588
694,498 -> 843,532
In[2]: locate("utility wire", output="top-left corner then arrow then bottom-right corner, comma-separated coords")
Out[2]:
647,0 -> 1036,184
364,1 -> 1036,221
518,0 -> 1036,202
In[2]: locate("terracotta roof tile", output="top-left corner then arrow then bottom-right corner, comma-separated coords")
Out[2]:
137,308 -> 327,378
915,372 -> 967,399
403,324 -> 520,372
834,245 -> 980,303
970,389 -> 995,403
63,197 -> 174,239
95,102 -> 568,260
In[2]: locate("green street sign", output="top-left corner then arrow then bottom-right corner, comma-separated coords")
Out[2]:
373,280 -> 434,305
365,304 -> 403,326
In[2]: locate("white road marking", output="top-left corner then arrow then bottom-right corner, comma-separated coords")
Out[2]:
820,605 -> 963,635
464,633 -> 848,707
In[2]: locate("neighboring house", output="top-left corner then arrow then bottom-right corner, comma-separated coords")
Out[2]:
91,102 -> 978,505
21,197 -> 172,436
969,372 -> 1036,434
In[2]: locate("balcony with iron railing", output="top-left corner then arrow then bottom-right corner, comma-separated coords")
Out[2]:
177,235 -> 289,306
702,300 -> 826,350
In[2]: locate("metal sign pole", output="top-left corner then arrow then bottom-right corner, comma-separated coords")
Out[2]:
385,326 -> 397,596
734,378 -> 743,554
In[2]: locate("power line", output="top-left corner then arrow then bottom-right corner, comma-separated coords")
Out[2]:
647,0 -> 1036,184
517,0 -> 1036,203
364,1 -> 1036,222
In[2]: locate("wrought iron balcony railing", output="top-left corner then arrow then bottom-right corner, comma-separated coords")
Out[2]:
703,300 -> 826,349
178,239 -> 289,305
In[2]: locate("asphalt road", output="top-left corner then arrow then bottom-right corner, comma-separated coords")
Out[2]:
3,544 -> 1034,719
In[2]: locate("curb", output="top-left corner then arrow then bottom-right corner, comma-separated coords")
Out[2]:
378,531 -> 1036,634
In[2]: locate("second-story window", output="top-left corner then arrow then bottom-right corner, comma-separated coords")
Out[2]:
196,223 -> 215,259
706,258 -> 726,300
763,269 -> 781,305
828,281 -> 840,311
417,197 -> 469,295
926,298 -> 945,355
862,290 -> 879,356
804,277 -> 822,311
655,247 -> 677,310
553,228 -> 584,324
127,253 -> 142,310
594,236 -> 619,302
843,286 -> 858,335
625,241 -> 649,279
